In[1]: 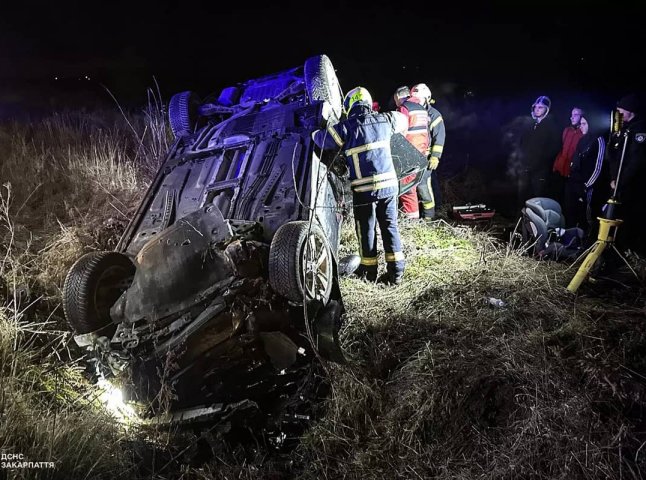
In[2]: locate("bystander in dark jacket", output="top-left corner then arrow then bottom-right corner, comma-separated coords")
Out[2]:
564,113 -> 606,233
517,95 -> 561,208
607,93 -> 646,256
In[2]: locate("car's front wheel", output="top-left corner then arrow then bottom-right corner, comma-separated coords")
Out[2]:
62,251 -> 135,335
268,221 -> 333,305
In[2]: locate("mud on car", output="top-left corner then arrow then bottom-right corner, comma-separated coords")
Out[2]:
63,54 -> 426,424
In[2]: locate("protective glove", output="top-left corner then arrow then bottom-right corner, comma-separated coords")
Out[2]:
321,100 -> 335,122
428,156 -> 440,170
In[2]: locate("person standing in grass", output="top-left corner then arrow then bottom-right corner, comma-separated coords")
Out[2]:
552,106 -> 585,203
517,95 -> 561,209
564,112 -> 605,233
608,94 -> 646,256
393,85 -> 431,220
412,83 -> 446,220
313,86 -> 408,285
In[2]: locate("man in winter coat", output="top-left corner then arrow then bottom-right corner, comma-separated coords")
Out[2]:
517,95 -> 561,209
608,93 -> 646,256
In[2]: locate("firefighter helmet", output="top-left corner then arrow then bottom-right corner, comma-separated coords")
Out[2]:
393,85 -> 410,107
343,86 -> 372,114
410,83 -> 432,104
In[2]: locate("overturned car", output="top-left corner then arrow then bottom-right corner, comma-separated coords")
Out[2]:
63,54 -> 427,423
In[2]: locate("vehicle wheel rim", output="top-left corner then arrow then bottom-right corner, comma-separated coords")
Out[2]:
302,232 -> 331,302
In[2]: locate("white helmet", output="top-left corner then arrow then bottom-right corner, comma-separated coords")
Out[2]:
410,83 -> 432,105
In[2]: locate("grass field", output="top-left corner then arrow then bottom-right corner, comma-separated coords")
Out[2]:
1,107 -> 645,479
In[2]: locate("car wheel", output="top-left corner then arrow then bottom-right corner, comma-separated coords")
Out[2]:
269,221 -> 333,305
304,54 -> 343,121
63,251 -> 135,335
168,91 -> 201,138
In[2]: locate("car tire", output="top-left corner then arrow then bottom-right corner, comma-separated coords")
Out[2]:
304,54 -> 343,121
62,251 -> 135,335
269,221 -> 333,305
168,91 -> 201,138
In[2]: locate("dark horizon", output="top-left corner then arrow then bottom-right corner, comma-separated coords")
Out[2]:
2,3 -> 645,105
2,2 -> 644,220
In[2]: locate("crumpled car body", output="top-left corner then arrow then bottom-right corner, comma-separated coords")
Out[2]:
63,54 -> 427,421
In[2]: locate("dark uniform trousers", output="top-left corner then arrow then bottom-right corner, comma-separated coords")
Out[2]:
417,169 -> 436,218
312,106 -> 407,282
354,194 -> 404,281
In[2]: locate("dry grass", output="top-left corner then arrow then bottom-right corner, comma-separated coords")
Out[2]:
0,97 -> 167,302
294,219 -> 646,480
0,99 -> 171,479
0,307 -> 138,479
1,103 -> 645,479
0,190 -> 138,479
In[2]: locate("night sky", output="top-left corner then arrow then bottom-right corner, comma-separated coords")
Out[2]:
0,0 -> 646,137
2,1 -> 644,214
2,2 -> 645,107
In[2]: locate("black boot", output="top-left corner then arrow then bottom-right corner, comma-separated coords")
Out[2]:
378,270 -> 403,285
354,265 -> 377,282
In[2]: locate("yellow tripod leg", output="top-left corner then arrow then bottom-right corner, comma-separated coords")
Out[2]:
567,218 -> 622,293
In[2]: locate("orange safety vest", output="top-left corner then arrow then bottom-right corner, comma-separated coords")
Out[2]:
398,97 -> 430,155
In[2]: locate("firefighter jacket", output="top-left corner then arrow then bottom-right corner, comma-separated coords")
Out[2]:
426,105 -> 446,164
608,115 -> 646,204
313,104 -> 407,202
553,125 -> 583,177
398,98 -> 429,154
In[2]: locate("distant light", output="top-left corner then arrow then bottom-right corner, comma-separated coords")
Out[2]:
54,76 -> 58,80
402,66 -> 406,69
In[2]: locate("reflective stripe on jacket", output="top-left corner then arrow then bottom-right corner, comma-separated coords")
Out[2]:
426,105 -> 446,162
398,98 -> 430,155
313,105 -> 406,201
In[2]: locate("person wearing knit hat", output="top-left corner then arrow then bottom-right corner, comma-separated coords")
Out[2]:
607,93 -> 646,255
616,93 -> 641,114
516,94 -> 562,210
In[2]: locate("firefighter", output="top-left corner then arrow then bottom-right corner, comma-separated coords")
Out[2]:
393,85 -> 431,219
312,87 -> 408,285
411,83 -> 446,219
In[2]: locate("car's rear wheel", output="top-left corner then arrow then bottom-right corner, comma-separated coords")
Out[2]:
168,91 -> 201,138
269,221 -> 333,305
63,251 -> 135,335
304,54 -> 343,121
